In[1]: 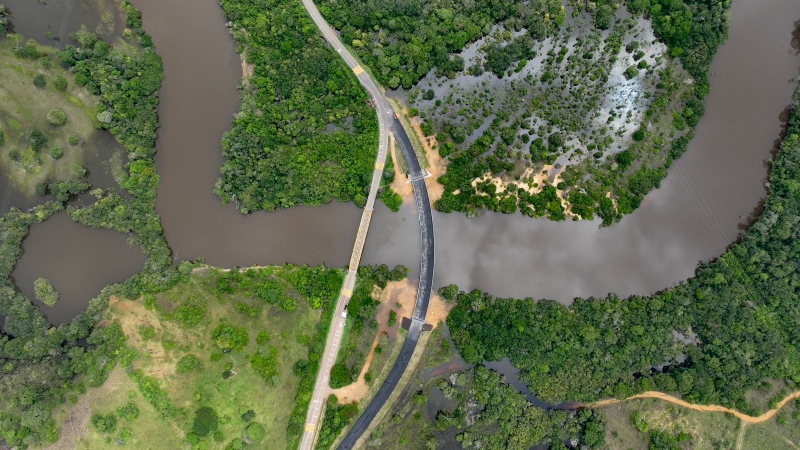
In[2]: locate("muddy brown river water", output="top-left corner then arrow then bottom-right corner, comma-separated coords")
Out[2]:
5,0 -> 800,325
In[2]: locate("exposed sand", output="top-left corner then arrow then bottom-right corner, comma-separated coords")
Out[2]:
591,390 -> 800,424
108,296 -> 173,380
425,292 -> 450,328
469,164 -> 574,217
329,280 -> 449,404
329,280 -> 417,403
392,101 -> 446,206
241,53 -> 254,83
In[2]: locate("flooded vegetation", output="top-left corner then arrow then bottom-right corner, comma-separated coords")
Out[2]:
439,76 -> 800,411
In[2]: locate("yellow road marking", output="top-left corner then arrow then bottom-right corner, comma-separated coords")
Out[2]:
341,288 -> 352,297
375,162 -> 384,170
305,424 -> 315,432
353,65 -> 364,75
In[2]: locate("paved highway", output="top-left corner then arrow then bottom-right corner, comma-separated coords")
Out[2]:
297,0 -> 390,447
298,1 -> 435,449
337,115 -> 435,449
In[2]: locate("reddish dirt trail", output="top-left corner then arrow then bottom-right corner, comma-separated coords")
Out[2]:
590,390 -> 800,424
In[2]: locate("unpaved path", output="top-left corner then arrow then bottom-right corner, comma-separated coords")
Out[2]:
329,282 -> 449,404
591,390 -> 800,424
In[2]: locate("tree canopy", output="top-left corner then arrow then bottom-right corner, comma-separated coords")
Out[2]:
445,84 -> 800,414
215,0 -> 379,213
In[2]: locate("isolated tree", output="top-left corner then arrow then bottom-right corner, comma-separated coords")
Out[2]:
54,75 -> 68,91
29,130 -> 47,152
33,74 -> 46,88
46,109 -> 67,126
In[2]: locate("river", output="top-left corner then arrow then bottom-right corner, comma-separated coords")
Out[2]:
6,0 -> 800,325
130,0 -> 799,302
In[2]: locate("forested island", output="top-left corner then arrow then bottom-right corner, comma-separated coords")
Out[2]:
319,0 -> 730,224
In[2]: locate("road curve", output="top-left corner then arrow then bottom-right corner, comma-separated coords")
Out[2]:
337,116 -> 435,449
297,0 -> 390,448
297,1 -> 435,449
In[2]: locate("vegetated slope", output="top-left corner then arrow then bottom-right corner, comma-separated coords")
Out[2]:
0,3 -> 181,447
442,83 -> 800,415
316,0 -> 565,88
67,265 -> 343,450
215,0 -> 379,213
328,265 -> 409,390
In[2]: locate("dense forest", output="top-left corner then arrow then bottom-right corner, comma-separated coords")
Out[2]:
0,3 -> 181,447
215,0 -> 382,213
442,83 -> 800,414
435,366 -> 606,449
316,0 -> 565,88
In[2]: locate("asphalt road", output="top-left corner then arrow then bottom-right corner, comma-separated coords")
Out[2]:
336,116 -> 436,450
297,0 -> 390,448
297,1 -> 435,449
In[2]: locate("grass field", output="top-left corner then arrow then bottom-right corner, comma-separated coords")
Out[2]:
602,395 -> 800,450
0,37 -> 103,196
50,266 -> 337,450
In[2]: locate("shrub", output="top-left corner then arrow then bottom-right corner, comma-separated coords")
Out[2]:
191,407 -> 219,437
388,310 -> 397,327
632,129 -> 646,141
624,66 -> 639,79
33,277 -> 59,307
54,75 -> 68,91
256,331 -> 270,345
172,300 -> 206,327
243,422 -> 266,444
33,74 -> 46,88
116,401 -> 140,421
35,183 -> 47,196
30,130 -> 48,151
176,354 -> 200,373
50,146 -> 63,159
138,325 -> 155,340
380,188 -> 402,212
241,410 -> 256,422
212,325 -> 249,352
250,346 -> 278,381
450,126 -> 466,144
616,150 -> 634,169
46,110 -> 67,126
68,135 -> 79,145
280,297 -> 296,312
330,363 -> 351,388
0,130 -> 4,146
91,413 -> 118,433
